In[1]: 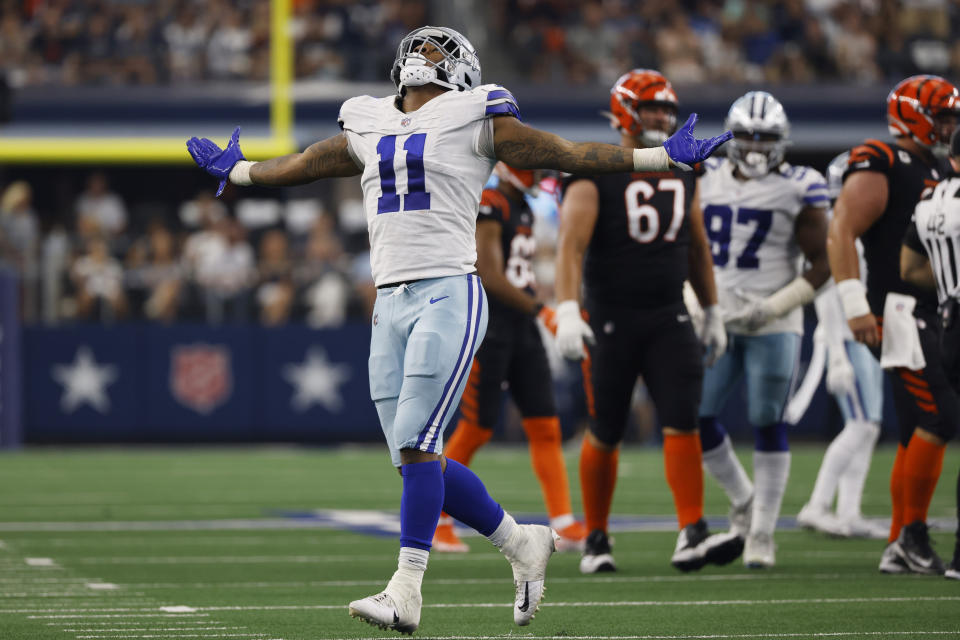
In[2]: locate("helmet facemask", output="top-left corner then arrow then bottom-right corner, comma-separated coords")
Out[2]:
727,131 -> 788,179
724,91 -> 791,179
392,27 -> 481,95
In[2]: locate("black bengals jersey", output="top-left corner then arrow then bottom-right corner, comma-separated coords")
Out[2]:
564,169 -> 698,309
477,187 -> 536,325
844,138 -> 946,315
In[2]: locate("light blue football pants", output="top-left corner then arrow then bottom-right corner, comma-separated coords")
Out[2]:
835,339 -> 884,424
369,273 -> 488,467
699,332 -> 801,427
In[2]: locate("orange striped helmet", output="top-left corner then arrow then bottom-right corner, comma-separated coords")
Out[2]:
609,69 -> 678,144
887,75 -> 960,147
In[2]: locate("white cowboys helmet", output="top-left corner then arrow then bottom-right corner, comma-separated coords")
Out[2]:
725,91 -> 791,179
826,151 -> 850,201
391,26 -> 481,95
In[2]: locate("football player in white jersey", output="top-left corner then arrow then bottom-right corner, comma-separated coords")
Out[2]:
696,91 -> 830,568
187,26 -> 731,633
794,152 -> 887,539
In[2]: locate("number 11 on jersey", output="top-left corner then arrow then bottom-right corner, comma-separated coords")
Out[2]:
377,133 -> 432,214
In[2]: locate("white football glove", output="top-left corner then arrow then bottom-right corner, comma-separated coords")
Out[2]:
701,305 -> 728,367
726,289 -> 774,332
555,300 -> 595,360
825,344 -> 857,397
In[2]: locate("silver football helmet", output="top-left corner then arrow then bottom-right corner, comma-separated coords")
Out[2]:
826,151 -> 850,201
391,26 -> 481,95
725,91 -> 791,179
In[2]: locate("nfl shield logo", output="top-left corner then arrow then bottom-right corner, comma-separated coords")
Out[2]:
401,117 -> 412,127
170,344 -> 232,414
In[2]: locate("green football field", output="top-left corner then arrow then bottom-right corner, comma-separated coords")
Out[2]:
0,444 -> 957,640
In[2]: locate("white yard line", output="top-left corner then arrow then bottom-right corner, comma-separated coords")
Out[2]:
322,634 -> 960,640
116,573 -> 862,589
63,628 -> 244,633
27,614 -> 212,620
74,635 -> 269,639
10,595 -> 958,617
63,551 -> 891,564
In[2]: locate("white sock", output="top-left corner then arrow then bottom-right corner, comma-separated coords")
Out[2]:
388,547 -> 428,593
549,513 -> 575,531
836,421 -> 880,519
752,451 -> 791,535
486,512 -> 518,549
702,435 -> 754,507
807,423 -> 859,511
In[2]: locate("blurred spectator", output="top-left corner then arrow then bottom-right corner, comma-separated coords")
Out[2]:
565,1 -> 622,85
656,10 -> 706,83
163,4 -> 208,82
71,235 -> 127,322
179,190 -> 227,230
206,7 -> 253,80
0,181 -> 40,320
113,6 -> 160,85
182,217 -> 255,324
0,181 -> 39,270
126,224 -> 183,323
76,172 -> 127,241
256,229 -> 295,326
295,216 -> 350,328
832,4 -> 881,84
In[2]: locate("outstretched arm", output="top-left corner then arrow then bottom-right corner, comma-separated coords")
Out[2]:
248,134 -> 362,186
492,114 -> 730,174
187,128 -> 361,195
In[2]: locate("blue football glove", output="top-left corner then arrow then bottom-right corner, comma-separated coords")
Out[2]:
663,113 -> 733,171
186,126 -> 246,197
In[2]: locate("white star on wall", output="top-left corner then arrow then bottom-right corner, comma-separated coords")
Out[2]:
283,347 -> 352,413
51,346 -> 119,414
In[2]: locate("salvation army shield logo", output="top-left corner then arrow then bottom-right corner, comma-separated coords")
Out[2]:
170,344 -> 232,414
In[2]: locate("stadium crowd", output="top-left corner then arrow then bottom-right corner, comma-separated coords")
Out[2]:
0,172 -> 391,327
0,0 -> 958,88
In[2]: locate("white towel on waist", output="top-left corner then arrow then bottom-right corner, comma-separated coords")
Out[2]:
880,293 -> 926,370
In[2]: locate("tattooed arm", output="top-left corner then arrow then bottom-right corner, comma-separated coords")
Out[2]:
248,133 -> 362,186
493,116 -> 637,173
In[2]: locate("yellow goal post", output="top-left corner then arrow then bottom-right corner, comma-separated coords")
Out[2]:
0,0 -> 296,164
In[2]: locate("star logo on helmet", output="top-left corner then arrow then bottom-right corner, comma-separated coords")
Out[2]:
401,117 -> 412,127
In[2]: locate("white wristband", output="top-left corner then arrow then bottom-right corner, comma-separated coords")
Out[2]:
229,160 -> 256,186
764,276 -> 816,317
633,146 -> 671,172
836,278 -> 871,320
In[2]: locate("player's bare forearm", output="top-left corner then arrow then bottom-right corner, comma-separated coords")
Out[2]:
688,239 -> 717,306
556,180 -> 599,303
250,134 -> 361,186
494,118 -> 633,174
476,221 -> 539,314
796,206 -> 831,289
900,245 -> 937,289
826,216 -> 861,283
480,267 -> 538,314
686,190 -> 718,306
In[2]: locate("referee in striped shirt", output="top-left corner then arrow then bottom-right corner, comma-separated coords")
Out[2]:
901,127 -> 960,580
